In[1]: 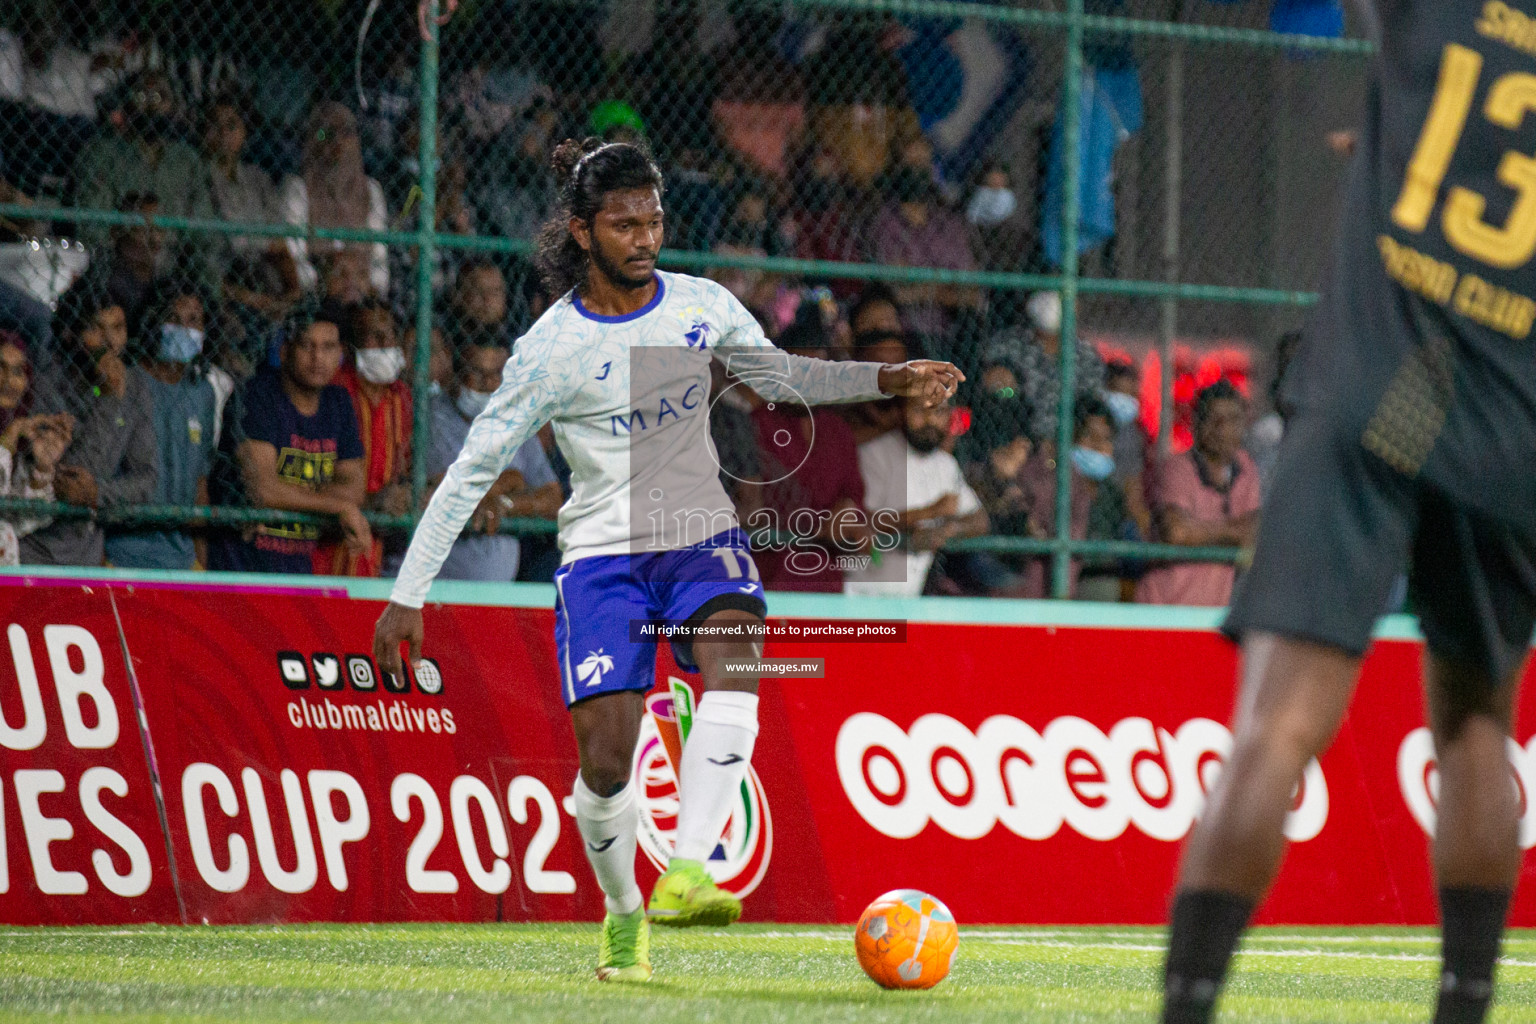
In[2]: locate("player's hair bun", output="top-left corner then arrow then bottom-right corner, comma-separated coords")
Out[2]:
549,137 -> 607,184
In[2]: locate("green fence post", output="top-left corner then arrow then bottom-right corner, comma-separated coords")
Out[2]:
1052,0 -> 1086,599
412,0 -> 442,513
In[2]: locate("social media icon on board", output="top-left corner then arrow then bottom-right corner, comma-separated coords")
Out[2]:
312,654 -> 342,690
413,658 -> 444,696
381,663 -> 411,694
277,651 -> 309,688
345,655 -> 377,691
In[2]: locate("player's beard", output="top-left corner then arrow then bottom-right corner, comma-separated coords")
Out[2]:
588,237 -> 656,291
905,426 -> 946,453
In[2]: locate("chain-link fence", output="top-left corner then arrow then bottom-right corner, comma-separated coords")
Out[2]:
0,0 -> 1371,598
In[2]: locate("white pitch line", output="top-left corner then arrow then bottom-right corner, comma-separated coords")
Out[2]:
0,929 -> 164,938
4,925 -> 1536,960
730,932 -> 1536,967
924,929 -> 1447,945
942,939 -> 1536,968
736,929 -> 1450,945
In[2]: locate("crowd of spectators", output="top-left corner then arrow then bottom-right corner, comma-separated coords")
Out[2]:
0,0 -> 1295,606
694,286 -> 1279,608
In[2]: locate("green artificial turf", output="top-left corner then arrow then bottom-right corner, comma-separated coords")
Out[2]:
2,923 -> 1535,1022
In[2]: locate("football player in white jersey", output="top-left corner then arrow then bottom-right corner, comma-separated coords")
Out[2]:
375,137 -> 963,981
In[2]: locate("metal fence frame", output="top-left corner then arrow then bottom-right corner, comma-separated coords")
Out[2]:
0,0 -> 1376,596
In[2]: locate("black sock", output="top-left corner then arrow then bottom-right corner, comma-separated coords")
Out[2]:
1434,886 -> 1512,1024
1161,889 -> 1255,1024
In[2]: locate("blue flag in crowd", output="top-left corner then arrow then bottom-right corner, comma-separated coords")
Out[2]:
1041,66 -> 1144,268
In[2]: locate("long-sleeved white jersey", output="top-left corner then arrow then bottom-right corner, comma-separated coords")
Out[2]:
389,271 -> 890,608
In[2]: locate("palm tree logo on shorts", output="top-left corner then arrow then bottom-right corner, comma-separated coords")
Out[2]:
578,649 -> 615,688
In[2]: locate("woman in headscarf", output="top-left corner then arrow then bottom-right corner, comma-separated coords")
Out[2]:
279,101 -> 390,297
0,332 -> 71,565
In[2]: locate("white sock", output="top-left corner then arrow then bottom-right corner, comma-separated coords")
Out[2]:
673,691 -> 760,864
572,776 -> 642,915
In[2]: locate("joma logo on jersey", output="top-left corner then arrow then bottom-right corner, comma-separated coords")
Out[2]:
610,383 -> 705,436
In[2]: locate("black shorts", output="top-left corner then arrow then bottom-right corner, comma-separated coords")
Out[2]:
1224,410 -> 1536,684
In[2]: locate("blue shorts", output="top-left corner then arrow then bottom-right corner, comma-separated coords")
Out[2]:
553,528 -> 768,706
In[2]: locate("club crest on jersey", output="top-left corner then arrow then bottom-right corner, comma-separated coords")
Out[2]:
633,677 -> 773,898
684,318 -> 714,350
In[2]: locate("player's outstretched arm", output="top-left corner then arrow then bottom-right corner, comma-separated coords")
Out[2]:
723,350 -> 965,408
712,283 -> 962,406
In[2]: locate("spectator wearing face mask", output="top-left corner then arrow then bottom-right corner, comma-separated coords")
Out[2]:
316,298 -> 412,576
966,163 -> 1018,227
981,289 -> 1105,447
426,337 -> 561,582
966,161 -> 1029,272
844,396 -> 989,597
1005,396 -> 1128,598
104,286 -> 218,570
1136,379 -> 1261,606
1101,360 -> 1143,469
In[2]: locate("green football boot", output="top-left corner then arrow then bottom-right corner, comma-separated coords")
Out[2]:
647,858 -> 742,928
595,907 -> 652,982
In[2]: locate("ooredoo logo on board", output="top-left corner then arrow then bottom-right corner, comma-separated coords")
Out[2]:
1397,727 -> 1536,849
835,712 -> 1329,844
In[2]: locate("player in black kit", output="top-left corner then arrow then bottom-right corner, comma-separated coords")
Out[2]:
1161,3 -> 1536,1023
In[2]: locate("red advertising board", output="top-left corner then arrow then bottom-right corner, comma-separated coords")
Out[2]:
0,586 -> 179,924
0,574 -> 1532,927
